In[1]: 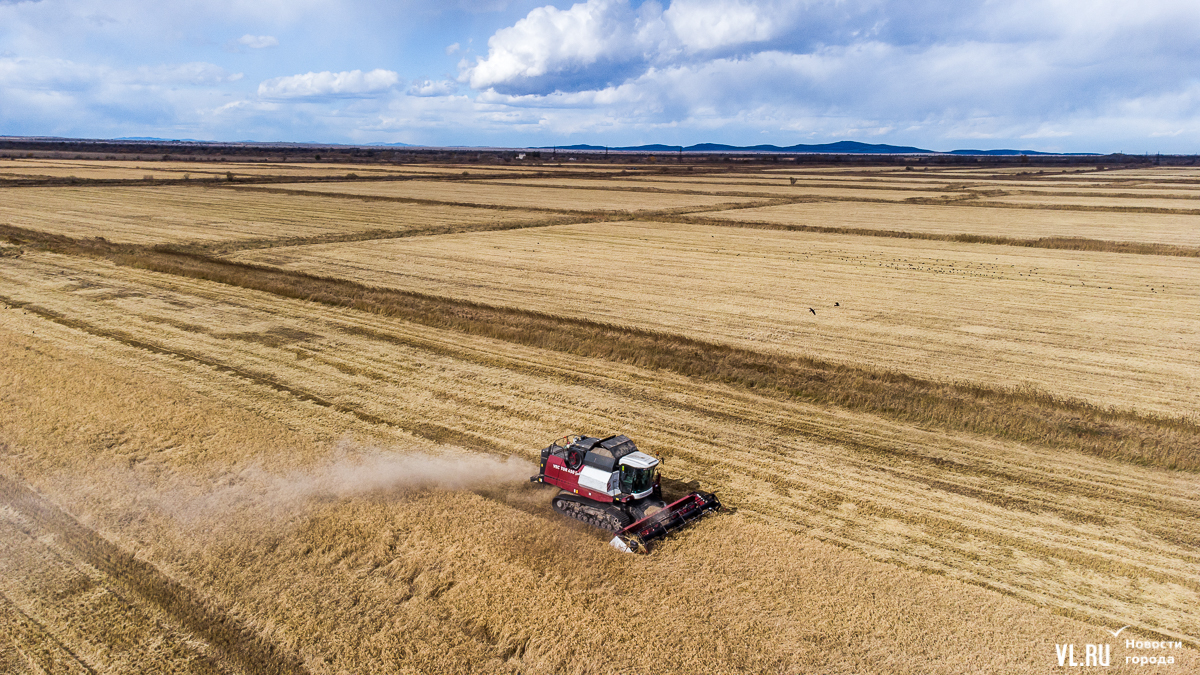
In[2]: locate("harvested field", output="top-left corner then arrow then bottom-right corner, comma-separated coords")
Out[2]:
977,186 -> 1200,197
0,185 -> 551,246
983,193 -> 1200,210
626,175 -> 961,190
0,253 -> 1196,674
0,165 -> 195,180
0,159 -> 529,181
706,200 -> 1200,247
250,180 -> 765,211
478,177 -> 960,200
231,220 -> 1200,418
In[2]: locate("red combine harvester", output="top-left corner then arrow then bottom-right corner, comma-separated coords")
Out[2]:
530,434 -> 721,553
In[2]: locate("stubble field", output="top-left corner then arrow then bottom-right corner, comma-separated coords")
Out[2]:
705,200 -> 1200,246
0,186 -> 554,247
249,180 -> 767,211
0,159 -> 1196,673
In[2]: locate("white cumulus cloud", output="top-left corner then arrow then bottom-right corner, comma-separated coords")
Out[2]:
408,78 -> 457,97
257,69 -> 401,99
454,0 -> 1200,151
463,0 -> 662,93
663,0 -> 793,52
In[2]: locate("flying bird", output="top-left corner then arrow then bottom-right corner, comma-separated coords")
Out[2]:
834,302 -> 840,307
809,308 -> 816,315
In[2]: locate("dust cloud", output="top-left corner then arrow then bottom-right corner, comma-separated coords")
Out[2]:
149,440 -> 534,526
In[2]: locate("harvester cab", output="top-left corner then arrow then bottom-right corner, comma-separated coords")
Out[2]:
530,434 -> 721,553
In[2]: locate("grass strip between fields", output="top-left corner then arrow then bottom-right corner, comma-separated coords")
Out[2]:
5,224 -> 1197,473
670,213 -> 1200,257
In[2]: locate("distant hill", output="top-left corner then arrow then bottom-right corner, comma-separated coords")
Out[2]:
543,141 -> 932,153
687,141 -> 934,154
538,141 -> 1097,155
947,148 -> 1099,156
114,137 -> 207,142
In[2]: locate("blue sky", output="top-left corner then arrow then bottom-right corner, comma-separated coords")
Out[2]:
1,0 -> 1198,152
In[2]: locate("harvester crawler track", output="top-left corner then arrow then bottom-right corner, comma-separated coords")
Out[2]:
551,493 -> 632,533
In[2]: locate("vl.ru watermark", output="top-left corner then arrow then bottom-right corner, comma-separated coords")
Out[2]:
1055,630 -> 1184,667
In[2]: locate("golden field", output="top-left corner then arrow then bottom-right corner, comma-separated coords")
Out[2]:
706,200 -> 1200,246
0,158 -> 503,180
0,162 -> 1197,673
475,177 -> 959,201
981,193 -> 1200,210
249,180 -> 767,211
0,185 -> 551,246
0,158 -> 629,183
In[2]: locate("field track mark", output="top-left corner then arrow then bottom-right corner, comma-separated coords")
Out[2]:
0,591 -> 96,675
669,212 -> 1200,257
0,475 -> 310,675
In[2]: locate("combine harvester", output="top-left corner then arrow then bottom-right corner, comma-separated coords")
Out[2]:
530,434 -> 721,553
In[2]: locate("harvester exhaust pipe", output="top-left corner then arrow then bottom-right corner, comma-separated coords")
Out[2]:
610,491 -> 722,553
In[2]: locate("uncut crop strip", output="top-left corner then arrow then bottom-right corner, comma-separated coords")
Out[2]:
700,201 -> 1200,249
0,186 -> 556,247
6,228 -> 1198,471
2,253 -> 1197,645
